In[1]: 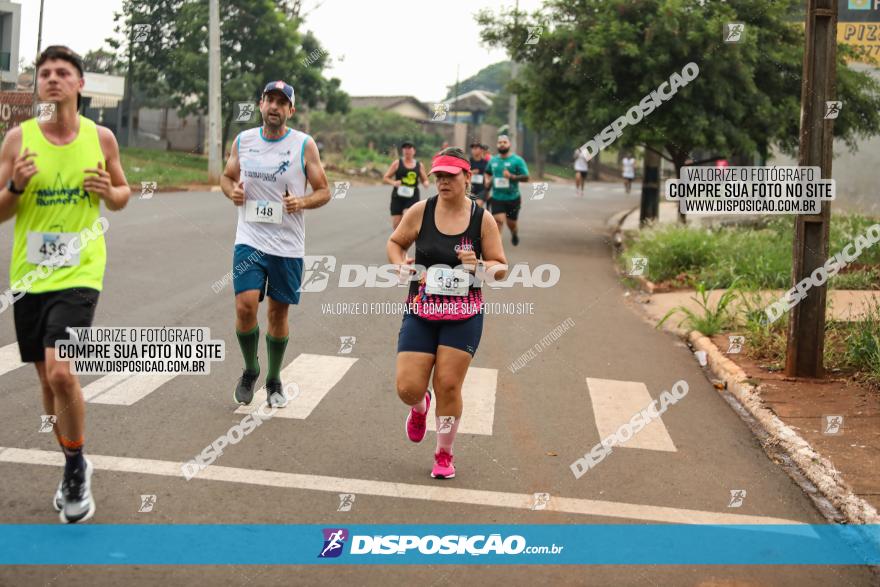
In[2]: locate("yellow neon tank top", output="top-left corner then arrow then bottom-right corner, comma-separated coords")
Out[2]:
10,116 -> 107,293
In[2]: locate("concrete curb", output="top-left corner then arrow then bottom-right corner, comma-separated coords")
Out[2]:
609,206 -> 657,295
687,329 -> 880,524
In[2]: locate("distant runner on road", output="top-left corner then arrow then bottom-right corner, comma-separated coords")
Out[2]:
221,80 -> 330,409
485,135 -> 529,246
574,147 -> 589,197
383,140 -> 429,230
468,141 -> 489,208
622,153 -> 636,194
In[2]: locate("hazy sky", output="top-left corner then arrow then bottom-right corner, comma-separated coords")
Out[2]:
17,0 -> 544,102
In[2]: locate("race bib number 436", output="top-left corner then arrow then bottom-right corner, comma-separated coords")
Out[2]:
425,266 -> 469,296
245,200 -> 282,224
26,232 -> 80,266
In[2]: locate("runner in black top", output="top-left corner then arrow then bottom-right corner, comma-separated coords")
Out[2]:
468,141 -> 490,208
387,147 -> 507,479
383,140 -> 429,229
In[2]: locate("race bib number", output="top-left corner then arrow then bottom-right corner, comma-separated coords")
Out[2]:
245,200 -> 282,224
494,177 -> 510,189
26,232 -> 80,267
397,185 -> 415,198
425,266 -> 469,297
471,174 -> 484,185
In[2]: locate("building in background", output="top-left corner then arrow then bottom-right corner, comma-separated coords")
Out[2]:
0,1 -> 21,91
349,95 -> 432,121
439,89 -> 495,126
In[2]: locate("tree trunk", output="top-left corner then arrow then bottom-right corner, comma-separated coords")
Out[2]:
639,147 -> 661,227
533,130 -> 544,179
669,148 -> 688,224
591,150 -> 601,181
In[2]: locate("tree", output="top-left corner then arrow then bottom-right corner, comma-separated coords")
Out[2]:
109,0 -> 349,150
440,61 -> 512,128
82,48 -> 124,75
444,61 -> 511,99
476,0 -> 880,175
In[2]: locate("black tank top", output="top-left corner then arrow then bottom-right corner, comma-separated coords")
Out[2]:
406,195 -> 484,321
392,159 -> 421,199
469,157 -> 489,194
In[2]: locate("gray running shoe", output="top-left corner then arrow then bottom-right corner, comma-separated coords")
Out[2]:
234,370 -> 260,405
266,380 -> 289,408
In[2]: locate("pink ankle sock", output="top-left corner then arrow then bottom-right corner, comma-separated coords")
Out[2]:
435,415 -> 460,454
413,394 -> 427,415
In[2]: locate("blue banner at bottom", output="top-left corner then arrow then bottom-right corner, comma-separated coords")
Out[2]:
1,525 -> 879,565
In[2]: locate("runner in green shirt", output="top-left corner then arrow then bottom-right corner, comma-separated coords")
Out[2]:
485,135 -> 529,246
0,46 -> 131,524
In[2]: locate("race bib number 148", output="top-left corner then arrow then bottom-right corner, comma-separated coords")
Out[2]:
245,200 -> 283,224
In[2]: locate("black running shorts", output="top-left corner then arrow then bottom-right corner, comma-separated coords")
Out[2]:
13,288 -> 100,362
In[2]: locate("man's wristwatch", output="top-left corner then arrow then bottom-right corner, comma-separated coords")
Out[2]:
6,179 -> 23,195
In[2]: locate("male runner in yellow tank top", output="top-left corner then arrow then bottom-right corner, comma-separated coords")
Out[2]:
0,46 -> 131,523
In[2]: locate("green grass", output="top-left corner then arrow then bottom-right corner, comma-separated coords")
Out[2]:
338,147 -> 390,169
624,214 -> 880,290
542,162 -> 574,179
656,279 -> 741,336
842,297 -> 880,387
121,147 -> 209,186
656,281 -> 880,386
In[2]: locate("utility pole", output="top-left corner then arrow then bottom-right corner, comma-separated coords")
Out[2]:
785,0 -> 838,378
453,64 -> 459,115
508,62 -> 518,150
32,0 -> 45,105
122,22 -> 134,146
208,0 -> 222,183
508,0 -> 519,152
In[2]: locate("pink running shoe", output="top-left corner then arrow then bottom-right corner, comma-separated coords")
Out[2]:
405,390 -> 431,443
431,449 -> 456,479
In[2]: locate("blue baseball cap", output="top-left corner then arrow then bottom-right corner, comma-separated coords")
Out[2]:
262,80 -> 295,105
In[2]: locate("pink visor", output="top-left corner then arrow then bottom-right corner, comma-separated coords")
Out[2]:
430,154 -> 471,175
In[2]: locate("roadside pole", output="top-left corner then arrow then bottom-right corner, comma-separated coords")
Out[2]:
785,0 -> 838,377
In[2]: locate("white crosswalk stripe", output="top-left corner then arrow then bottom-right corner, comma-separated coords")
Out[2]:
0,343 -> 26,378
427,367 -> 498,435
83,372 -> 180,405
586,377 -> 677,452
235,353 -> 358,419
0,345 -> 498,435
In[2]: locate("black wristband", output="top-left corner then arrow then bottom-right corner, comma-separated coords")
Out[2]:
6,179 -> 23,195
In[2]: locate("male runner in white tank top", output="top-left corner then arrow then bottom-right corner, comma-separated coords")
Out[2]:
220,81 -> 330,407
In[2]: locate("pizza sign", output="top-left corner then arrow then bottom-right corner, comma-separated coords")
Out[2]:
840,0 -> 880,63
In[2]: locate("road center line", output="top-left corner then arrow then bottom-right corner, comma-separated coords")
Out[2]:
0,446 -> 804,525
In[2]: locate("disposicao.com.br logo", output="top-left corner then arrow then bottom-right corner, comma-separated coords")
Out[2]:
317,528 -> 563,558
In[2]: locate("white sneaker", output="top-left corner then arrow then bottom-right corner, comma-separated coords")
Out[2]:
59,459 -> 95,524
52,481 -> 63,512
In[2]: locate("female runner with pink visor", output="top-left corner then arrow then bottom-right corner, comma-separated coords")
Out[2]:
387,147 -> 507,479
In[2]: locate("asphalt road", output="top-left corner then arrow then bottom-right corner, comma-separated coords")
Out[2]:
0,181 -> 875,585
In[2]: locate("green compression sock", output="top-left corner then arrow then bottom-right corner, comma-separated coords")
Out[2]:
236,325 -> 260,373
266,333 -> 289,382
